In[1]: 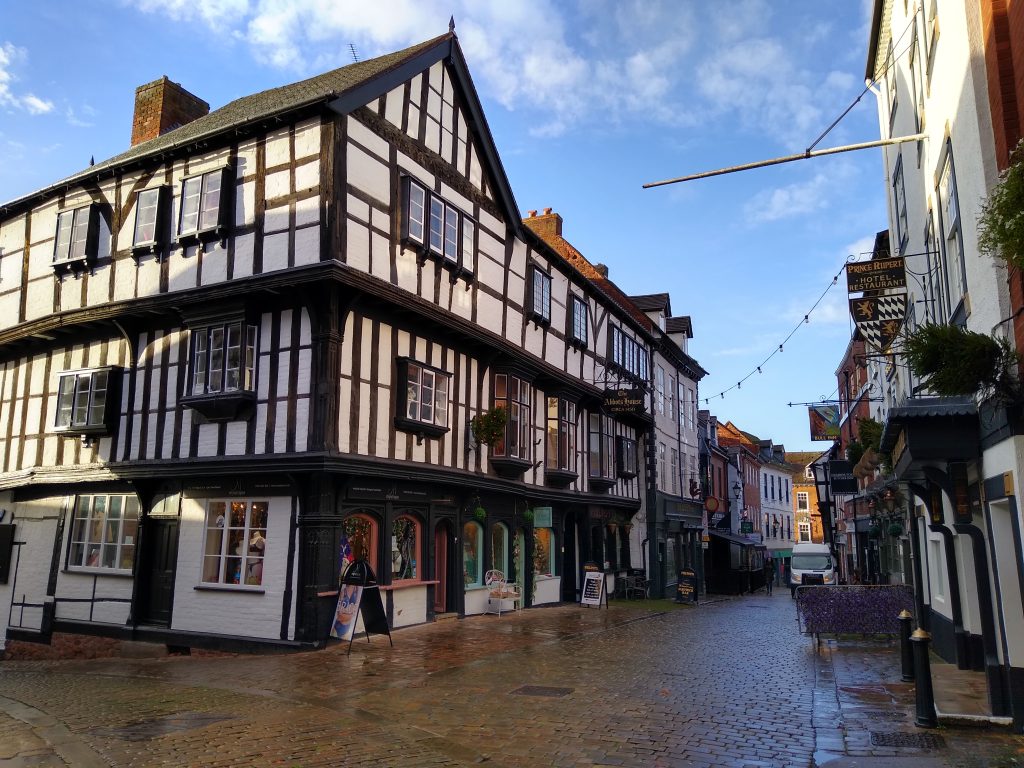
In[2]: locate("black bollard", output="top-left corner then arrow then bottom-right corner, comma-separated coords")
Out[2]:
898,609 -> 914,682
910,628 -> 937,728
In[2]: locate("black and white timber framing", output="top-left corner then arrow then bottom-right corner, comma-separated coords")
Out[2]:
0,32 -> 665,651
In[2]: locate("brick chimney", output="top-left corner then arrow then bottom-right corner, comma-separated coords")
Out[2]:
522,207 -> 563,244
131,76 -> 209,147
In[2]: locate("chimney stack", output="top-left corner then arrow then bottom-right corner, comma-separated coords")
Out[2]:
522,207 -> 563,243
594,263 -> 609,278
131,76 -> 209,147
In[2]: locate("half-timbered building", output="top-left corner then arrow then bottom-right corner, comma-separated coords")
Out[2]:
0,30 -> 659,652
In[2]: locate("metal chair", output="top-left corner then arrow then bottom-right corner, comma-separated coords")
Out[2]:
485,569 -> 522,616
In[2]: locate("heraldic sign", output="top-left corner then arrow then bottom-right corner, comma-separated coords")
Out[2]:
846,257 -> 908,353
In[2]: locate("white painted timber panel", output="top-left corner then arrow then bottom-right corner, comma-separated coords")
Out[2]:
346,144 -> 389,207
294,226 -> 319,267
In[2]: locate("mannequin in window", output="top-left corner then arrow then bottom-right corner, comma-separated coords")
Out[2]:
247,531 -> 265,584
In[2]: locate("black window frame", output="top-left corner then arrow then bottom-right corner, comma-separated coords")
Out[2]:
132,185 -> 170,253
528,265 -> 552,326
400,176 -> 476,277
52,204 -> 101,269
544,395 -> 577,473
608,325 -> 649,383
492,372 -> 532,461
588,412 -> 616,491
180,316 -> 258,422
54,366 -> 121,436
177,167 -> 231,243
394,357 -> 451,439
569,294 -> 588,348
616,435 -> 638,479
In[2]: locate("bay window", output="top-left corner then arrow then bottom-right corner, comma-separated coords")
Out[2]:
492,373 -> 532,461
395,359 -> 450,438
179,168 -> 230,241
55,367 -> 119,434
53,204 -> 101,268
133,186 -> 169,251
588,413 -> 616,490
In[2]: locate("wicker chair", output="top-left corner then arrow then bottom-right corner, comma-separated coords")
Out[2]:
485,569 -> 522,616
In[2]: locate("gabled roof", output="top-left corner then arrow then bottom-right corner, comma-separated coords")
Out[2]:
666,316 -> 693,338
3,32 -> 522,230
629,293 -> 671,314
786,451 -> 825,470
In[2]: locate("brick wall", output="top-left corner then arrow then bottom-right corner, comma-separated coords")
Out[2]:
131,76 -> 209,147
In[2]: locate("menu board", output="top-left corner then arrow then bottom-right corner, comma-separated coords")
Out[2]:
676,568 -> 698,604
581,570 -> 605,607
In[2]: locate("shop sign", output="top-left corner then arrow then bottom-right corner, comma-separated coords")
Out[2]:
676,568 -> 698,604
829,460 -> 857,494
849,293 -> 907,353
808,405 -> 840,441
581,570 -> 606,607
533,506 -> 553,528
604,388 -> 645,415
347,482 -> 430,502
740,520 -> 753,534
846,256 -> 907,293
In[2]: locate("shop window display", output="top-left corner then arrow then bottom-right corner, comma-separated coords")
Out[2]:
342,514 -> 377,574
202,500 -> 268,586
392,516 -> 419,580
491,522 -> 509,575
533,527 -> 554,576
463,521 -> 482,587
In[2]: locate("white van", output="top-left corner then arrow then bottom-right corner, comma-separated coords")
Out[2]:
789,543 -> 836,596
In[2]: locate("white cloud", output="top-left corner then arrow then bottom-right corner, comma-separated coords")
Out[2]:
0,43 -> 54,115
743,173 -> 832,223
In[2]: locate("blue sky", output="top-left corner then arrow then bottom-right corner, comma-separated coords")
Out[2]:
0,0 -> 884,452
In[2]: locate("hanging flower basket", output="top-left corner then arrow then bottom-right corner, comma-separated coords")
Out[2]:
888,522 -> 904,537
521,508 -> 534,526
868,524 -> 882,539
470,407 -> 507,447
473,506 -> 487,522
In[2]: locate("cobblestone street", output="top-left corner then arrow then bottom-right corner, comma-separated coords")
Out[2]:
1,594 -> 1021,767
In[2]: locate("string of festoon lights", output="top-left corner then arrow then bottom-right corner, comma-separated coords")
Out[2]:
702,255 -> 853,405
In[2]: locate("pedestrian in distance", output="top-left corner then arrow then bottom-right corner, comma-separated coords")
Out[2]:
764,557 -> 774,595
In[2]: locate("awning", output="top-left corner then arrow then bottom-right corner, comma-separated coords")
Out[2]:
879,396 -> 978,479
708,529 -> 765,548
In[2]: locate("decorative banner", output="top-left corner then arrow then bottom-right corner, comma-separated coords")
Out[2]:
808,404 -> 840,441
846,257 -> 907,293
849,294 -> 907,352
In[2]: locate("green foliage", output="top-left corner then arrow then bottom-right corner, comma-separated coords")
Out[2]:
979,140 -> 1024,269
857,418 -> 883,452
846,440 -> 865,466
471,406 -> 507,447
473,506 -> 486,522
903,323 -> 1019,399
521,508 -> 534,526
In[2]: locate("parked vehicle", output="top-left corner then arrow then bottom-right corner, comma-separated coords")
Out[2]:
789,543 -> 836,597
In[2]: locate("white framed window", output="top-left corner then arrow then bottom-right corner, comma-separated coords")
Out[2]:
402,177 -> 476,274
617,435 -> 638,478
609,326 -> 649,382
53,204 -> 101,266
56,368 -> 115,432
937,144 -> 966,314
530,267 -> 552,324
797,492 -> 809,511
397,359 -> 450,436
68,494 -> 140,571
655,366 -> 665,414
657,443 -> 666,488
178,168 -> 229,240
799,522 -> 811,543
670,448 -> 678,494
666,376 -> 674,420
190,322 -> 257,396
133,187 -> 168,250
202,500 -> 268,587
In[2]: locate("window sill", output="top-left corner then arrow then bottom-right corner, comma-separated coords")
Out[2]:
54,424 -> 112,438
588,477 -> 616,493
382,579 -> 440,591
194,584 -> 266,594
177,227 -> 228,246
544,468 -> 578,488
489,456 -> 532,480
533,574 -> 557,582
181,391 -> 256,422
65,567 -> 133,577
394,417 -> 449,441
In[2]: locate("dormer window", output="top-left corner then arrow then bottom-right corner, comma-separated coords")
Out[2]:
401,177 -> 476,275
53,204 -> 100,268
133,186 -> 169,252
178,168 -> 230,242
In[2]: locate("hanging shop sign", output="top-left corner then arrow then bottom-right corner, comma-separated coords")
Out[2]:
808,404 -> 840,441
845,257 -> 907,293
740,520 -> 754,534
533,506 -> 553,528
604,388 -> 645,415
828,460 -> 858,494
849,294 -> 907,353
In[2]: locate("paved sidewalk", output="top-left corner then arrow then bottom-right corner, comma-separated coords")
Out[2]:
0,595 -> 1020,767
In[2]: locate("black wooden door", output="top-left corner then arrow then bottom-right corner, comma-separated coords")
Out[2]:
136,518 -> 179,626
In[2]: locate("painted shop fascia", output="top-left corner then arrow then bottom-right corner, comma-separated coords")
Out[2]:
0,31 -> 657,653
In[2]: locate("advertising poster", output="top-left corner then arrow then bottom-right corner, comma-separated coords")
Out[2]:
330,583 -> 363,641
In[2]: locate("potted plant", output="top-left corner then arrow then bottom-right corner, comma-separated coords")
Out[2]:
470,407 -> 507,448
979,139 -> 1024,270
868,524 -> 882,539
888,522 -> 904,537
903,323 -> 1020,402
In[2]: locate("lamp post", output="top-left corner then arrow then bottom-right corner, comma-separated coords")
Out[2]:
731,481 -> 742,533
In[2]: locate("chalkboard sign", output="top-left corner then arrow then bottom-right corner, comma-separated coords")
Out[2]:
581,570 -> 606,607
676,568 -> 698,605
